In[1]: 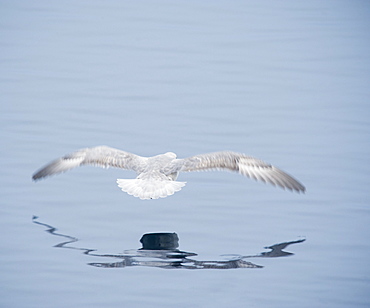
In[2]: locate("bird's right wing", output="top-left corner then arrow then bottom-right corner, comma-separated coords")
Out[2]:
176,151 -> 305,193
32,146 -> 146,180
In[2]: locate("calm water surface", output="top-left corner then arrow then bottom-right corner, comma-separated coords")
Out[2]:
1,1 -> 370,307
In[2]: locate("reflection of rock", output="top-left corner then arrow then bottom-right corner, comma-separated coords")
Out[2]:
182,258 -> 262,269
32,217 -> 305,270
117,232 -> 263,269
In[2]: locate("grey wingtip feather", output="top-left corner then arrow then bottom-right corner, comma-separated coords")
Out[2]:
32,167 -> 59,181
32,174 -> 40,181
32,167 -> 49,181
32,169 -> 57,181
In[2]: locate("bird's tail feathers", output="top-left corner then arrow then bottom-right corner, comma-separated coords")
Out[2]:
116,179 -> 186,200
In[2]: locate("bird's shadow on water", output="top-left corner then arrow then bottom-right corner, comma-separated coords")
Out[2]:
32,216 -> 305,270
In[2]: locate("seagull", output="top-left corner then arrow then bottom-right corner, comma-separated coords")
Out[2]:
32,146 -> 305,200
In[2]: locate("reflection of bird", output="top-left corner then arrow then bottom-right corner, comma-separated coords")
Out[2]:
32,146 -> 305,200
261,239 -> 306,257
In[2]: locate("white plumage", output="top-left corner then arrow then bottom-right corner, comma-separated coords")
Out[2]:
116,179 -> 186,200
32,146 -> 305,199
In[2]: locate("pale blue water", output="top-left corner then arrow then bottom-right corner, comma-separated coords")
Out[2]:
1,1 -> 370,307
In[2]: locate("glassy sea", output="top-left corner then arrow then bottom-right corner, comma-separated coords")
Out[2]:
1,1 -> 369,307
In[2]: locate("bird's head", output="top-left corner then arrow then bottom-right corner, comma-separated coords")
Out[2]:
164,152 -> 177,159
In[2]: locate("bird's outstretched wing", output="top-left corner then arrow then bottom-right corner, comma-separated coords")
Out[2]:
175,151 -> 305,193
32,146 -> 146,180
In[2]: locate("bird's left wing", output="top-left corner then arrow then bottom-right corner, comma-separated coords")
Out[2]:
32,146 -> 146,180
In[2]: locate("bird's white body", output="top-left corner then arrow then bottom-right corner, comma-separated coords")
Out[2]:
116,152 -> 185,199
33,146 -> 305,199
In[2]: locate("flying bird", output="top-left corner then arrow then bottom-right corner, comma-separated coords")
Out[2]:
32,146 -> 305,200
